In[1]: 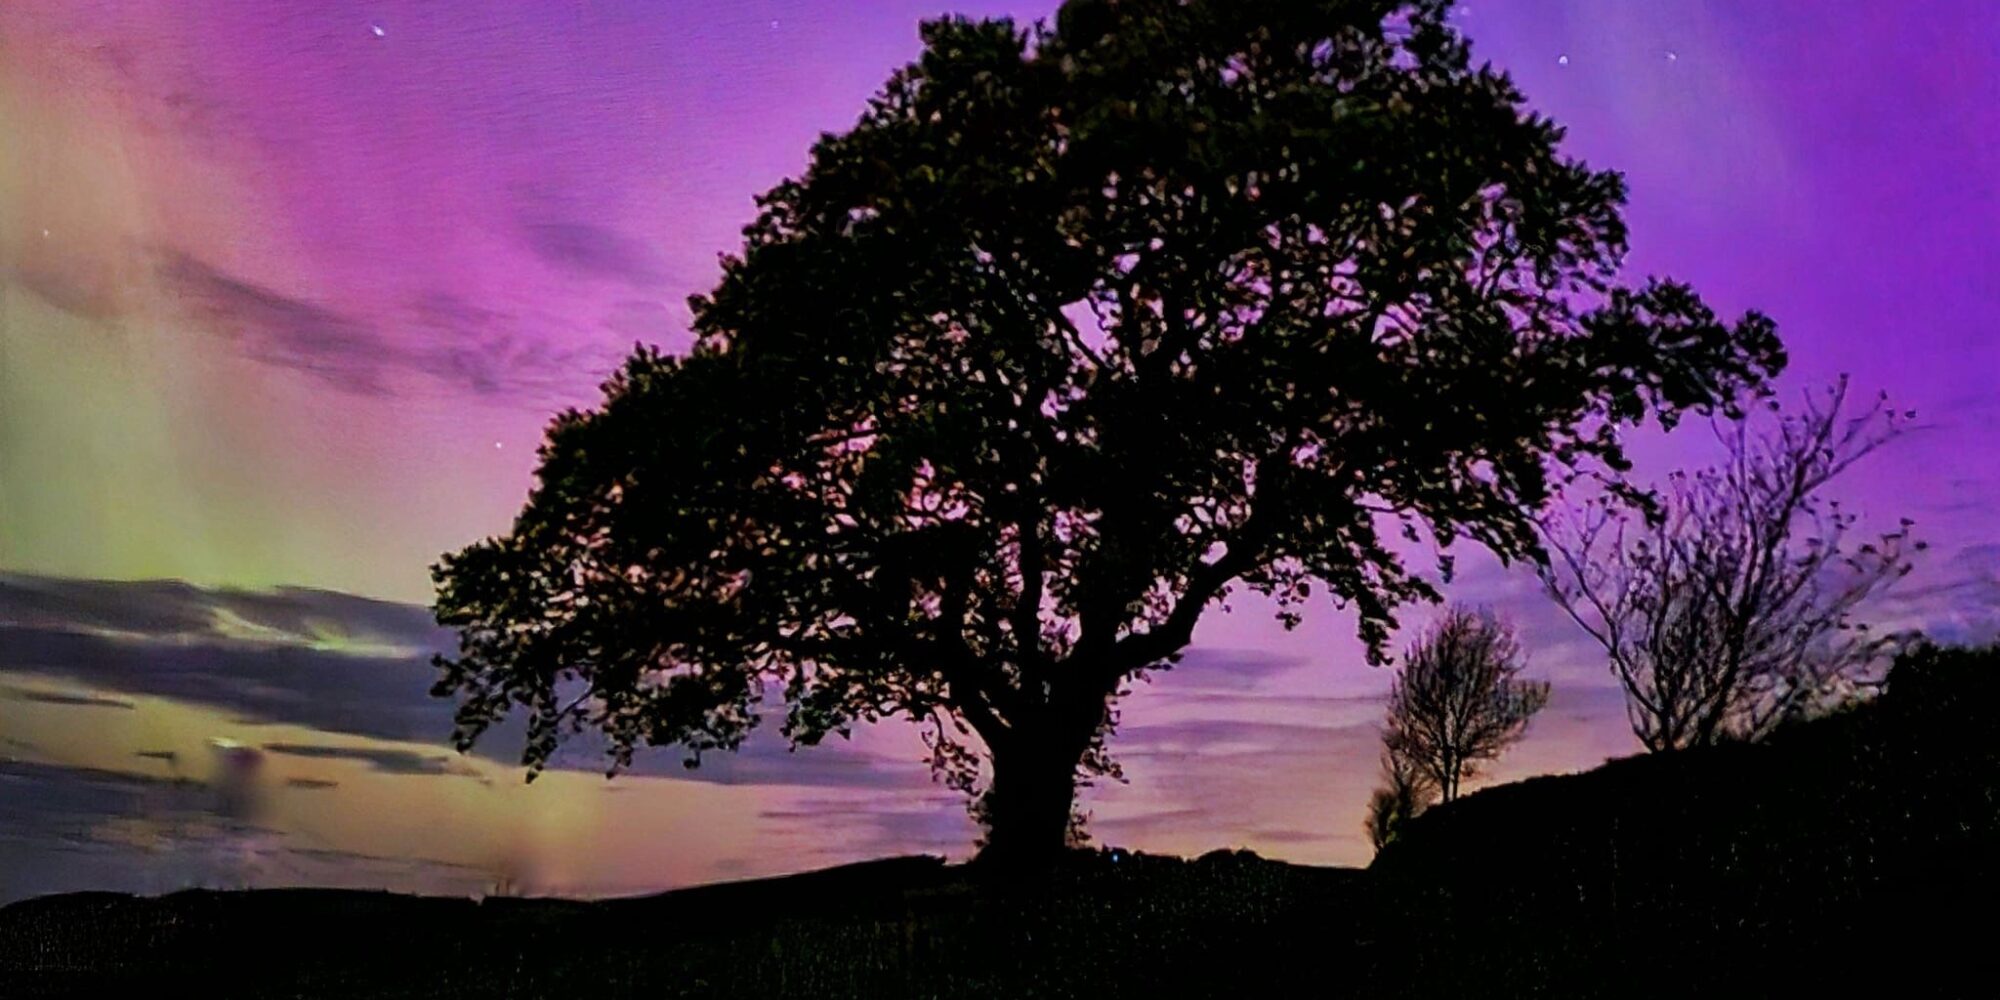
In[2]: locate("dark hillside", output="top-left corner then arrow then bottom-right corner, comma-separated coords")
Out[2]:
0,852 -> 1360,998
1367,643 -> 2000,997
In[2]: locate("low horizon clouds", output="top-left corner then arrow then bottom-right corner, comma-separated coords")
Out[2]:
5,550 -> 1995,780
1,546 -> 1993,901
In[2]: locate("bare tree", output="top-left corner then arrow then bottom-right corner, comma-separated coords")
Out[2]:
1365,747 -> 1436,852
1383,608 -> 1551,803
1541,378 -> 1922,751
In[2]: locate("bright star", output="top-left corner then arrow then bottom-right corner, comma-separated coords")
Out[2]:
1557,54 -> 1570,66
1666,51 -> 1679,62
370,23 -> 386,38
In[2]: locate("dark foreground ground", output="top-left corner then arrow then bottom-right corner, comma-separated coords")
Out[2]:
0,851 -> 1363,999
6,645 -> 1998,998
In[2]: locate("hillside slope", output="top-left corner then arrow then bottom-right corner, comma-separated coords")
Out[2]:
0,852 -> 1360,998
1367,643 -> 2000,997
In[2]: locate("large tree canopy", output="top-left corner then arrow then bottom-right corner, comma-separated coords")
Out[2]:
433,0 -> 1784,862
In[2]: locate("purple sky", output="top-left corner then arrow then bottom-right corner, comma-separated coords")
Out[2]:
1,1 -> 1995,900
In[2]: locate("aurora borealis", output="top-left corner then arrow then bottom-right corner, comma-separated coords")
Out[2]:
2,1 -> 1996,901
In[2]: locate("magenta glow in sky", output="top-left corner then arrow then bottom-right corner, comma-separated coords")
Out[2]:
1,1 -> 1995,899
5,0 -> 1995,600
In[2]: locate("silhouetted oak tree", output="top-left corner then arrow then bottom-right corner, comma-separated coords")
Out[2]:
1382,608 -> 1548,803
1541,379 -> 1920,751
433,0 -> 1783,864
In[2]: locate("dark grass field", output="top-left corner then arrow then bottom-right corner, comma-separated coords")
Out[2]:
0,851 -> 1364,998
6,648 -> 1999,998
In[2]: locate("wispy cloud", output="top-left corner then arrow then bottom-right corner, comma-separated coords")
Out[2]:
0,757 -> 484,903
4,254 -> 129,323
260,743 -> 469,778
758,794 -> 975,859
154,249 -> 624,402
406,290 -> 627,402
0,574 -> 452,747
0,574 -> 931,790
0,686 -> 135,710
600,298 -> 682,344
0,572 -> 440,654
1162,649 -> 1311,691
158,249 -> 397,395
520,218 -> 671,288
1876,543 -> 2000,647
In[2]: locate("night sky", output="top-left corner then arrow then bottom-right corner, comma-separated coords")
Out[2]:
2,1 -> 1995,902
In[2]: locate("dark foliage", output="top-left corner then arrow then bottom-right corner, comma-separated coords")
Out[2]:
1364,746 -> 1434,851
431,0 -> 1783,861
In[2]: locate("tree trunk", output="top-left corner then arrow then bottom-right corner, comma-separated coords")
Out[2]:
975,730 -> 1085,868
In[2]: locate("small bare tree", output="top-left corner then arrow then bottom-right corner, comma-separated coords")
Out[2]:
1541,378 -> 1922,751
1383,608 -> 1551,803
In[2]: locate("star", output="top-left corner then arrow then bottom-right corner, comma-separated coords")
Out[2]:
370,23 -> 386,38
1557,54 -> 1570,66
494,441 -> 505,450
1666,51 -> 1679,62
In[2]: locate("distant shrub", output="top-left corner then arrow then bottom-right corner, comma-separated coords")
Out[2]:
1365,750 -> 1435,852
1883,641 -> 2000,714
